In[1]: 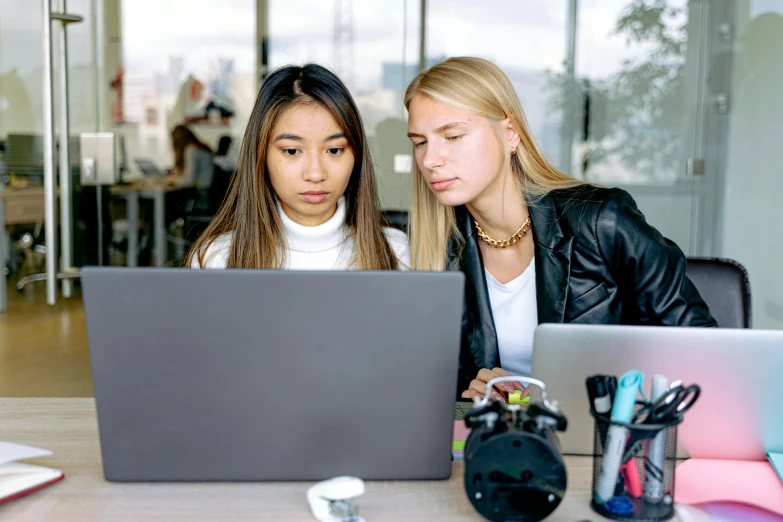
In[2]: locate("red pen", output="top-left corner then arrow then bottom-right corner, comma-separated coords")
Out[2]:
622,459 -> 643,497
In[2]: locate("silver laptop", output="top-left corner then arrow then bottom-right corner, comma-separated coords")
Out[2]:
134,158 -> 165,177
531,323 -> 783,460
81,267 -> 464,482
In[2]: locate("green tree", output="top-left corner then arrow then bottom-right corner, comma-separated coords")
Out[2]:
548,0 -> 687,180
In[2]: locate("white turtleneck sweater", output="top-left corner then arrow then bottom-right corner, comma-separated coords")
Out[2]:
192,198 -> 410,270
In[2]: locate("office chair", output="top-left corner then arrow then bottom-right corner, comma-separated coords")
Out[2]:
685,257 -> 752,328
15,227 -> 81,291
216,136 -> 232,157
381,210 -> 409,233
12,136 -> 83,291
167,162 -> 233,264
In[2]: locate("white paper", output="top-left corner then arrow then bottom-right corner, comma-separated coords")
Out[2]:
0,441 -> 52,468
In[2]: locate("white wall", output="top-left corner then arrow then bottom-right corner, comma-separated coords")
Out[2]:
721,4 -> 783,329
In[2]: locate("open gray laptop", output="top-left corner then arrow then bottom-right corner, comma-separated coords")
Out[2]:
531,324 -> 783,460
134,158 -> 165,177
81,267 -> 464,482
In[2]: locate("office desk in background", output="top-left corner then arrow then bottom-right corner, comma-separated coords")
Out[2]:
111,183 -> 189,268
0,398 -> 659,522
0,187 -> 46,313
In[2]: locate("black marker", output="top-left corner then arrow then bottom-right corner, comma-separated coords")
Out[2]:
586,375 -> 615,415
586,375 -> 616,450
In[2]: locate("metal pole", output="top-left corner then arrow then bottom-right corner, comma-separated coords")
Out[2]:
418,0 -> 426,73
42,0 -> 59,305
257,0 -> 269,88
565,0 -> 578,77
0,190 -> 7,312
93,0 -> 106,265
127,192 -> 138,267
93,0 -> 106,130
56,0 -> 74,296
1,166 -> 6,312
560,0 -> 578,176
153,191 -> 165,267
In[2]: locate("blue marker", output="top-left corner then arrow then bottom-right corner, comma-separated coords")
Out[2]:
595,370 -> 646,504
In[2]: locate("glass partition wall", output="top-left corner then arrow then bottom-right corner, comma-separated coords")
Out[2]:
1,0 -> 781,397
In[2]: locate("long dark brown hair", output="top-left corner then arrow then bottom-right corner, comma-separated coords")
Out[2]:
187,64 -> 399,270
171,125 -> 212,172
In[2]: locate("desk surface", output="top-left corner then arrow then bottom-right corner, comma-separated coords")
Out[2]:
0,186 -> 45,199
0,399 -> 677,521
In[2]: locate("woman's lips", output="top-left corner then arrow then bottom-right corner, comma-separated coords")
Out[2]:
431,178 -> 456,191
300,191 -> 330,203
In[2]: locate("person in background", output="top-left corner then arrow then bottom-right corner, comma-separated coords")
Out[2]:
169,125 -> 214,189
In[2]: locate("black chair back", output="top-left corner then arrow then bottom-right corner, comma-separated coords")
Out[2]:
216,136 -> 232,157
381,210 -> 409,233
685,257 -> 752,328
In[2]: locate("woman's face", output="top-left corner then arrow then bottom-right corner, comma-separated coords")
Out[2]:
407,93 -> 515,208
267,102 -> 354,226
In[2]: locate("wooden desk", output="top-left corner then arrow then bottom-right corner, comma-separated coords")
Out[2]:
1,187 -> 46,313
0,187 -> 45,225
0,398 -> 675,522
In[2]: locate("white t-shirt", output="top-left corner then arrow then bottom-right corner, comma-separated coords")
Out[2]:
192,197 -> 410,270
485,257 -> 538,377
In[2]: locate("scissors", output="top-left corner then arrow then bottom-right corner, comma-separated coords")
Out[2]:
632,383 -> 701,425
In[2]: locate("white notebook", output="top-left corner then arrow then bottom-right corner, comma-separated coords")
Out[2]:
0,441 -> 63,504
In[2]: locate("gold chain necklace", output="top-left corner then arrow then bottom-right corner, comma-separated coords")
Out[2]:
474,216 -> 532,248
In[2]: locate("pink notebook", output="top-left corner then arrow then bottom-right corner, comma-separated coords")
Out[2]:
675,459 -> 783,517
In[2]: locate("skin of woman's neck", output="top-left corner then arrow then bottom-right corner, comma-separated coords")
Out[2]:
465,166 -> 529,239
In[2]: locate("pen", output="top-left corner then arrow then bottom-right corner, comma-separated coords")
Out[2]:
586,375 -> 615,450
586,375 -> 614,416
595,369 -> 645,504
643,374 -> 669,503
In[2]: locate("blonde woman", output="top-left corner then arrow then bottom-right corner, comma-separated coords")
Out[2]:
404,57 -> 715,400
187,64 -> 409,270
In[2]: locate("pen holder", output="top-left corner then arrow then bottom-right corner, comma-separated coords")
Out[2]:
590,408 -> 680,521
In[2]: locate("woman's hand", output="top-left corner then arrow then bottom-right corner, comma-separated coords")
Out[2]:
461,367 -> 529,401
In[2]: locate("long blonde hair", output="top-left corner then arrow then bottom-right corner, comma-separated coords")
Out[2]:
187,64 -> 399,270
404,57 -> 584,270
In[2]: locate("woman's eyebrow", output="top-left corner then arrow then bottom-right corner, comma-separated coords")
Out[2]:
273,133 -> 301,142
324,132 -> 346,142
407,121 -> 469,138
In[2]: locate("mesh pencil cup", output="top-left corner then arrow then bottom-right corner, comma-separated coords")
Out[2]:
590,407 -> 680,521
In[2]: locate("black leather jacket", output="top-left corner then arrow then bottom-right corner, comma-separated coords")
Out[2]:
448,186 -> 717,395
